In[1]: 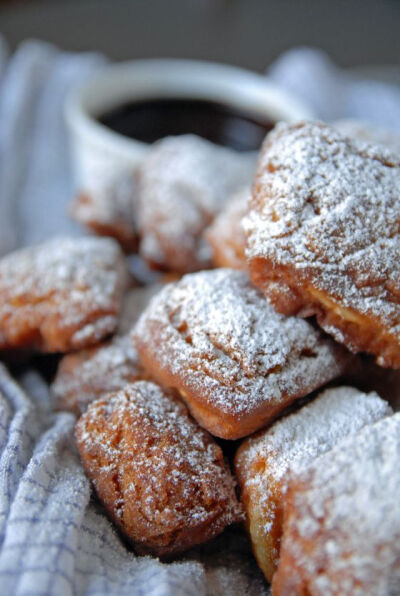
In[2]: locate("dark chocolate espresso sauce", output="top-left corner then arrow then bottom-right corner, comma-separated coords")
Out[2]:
98,98 -> 274,152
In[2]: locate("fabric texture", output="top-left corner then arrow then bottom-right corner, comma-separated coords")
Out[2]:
0,38 -> 399,595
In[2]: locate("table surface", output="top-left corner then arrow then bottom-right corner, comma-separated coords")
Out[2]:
1,0 -> 400,71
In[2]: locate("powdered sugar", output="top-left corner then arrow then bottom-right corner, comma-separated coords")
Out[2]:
245,121 -> 400,364
76,381 -> 242,554
0,236 -> 127,351
275,412 -> 400,595
239,386 -> 391,483
134,269 -> 350,432
235,386 -> 391,581
52,284 -> 163,413
137,135 -> 254,272
71,171 -> 139,250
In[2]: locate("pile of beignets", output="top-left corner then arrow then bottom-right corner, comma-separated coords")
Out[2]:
1,121 -> 400,595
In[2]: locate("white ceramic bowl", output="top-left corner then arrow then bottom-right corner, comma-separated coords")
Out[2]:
65,58 -> 314,209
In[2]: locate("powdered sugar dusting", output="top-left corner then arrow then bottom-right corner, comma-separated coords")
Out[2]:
235,386 -> 391,580
245,122 -> 400,357
71,171 -> 139,250
76,381 -> 242,555
52,284 -> 164,413
137,135 -> 254,272
0,236 -> 127,351
238,386 -> 391,482
275,412 -> 400,595
134,269 -> 350,419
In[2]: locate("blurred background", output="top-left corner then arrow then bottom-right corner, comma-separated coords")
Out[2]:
1,0 -> 400,73
1,0 -> 400,256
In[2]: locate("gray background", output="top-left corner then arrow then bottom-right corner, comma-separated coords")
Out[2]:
1,0 -> 400,70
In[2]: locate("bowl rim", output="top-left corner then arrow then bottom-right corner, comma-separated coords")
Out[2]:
65,58 -> 315,159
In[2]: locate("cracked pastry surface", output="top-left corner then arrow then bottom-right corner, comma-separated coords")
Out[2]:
134,269 -> 352,439
0,236 -> 127,352
75,381 -> 243,557
244,121 -> 400,368
235,386 -> 392,582
205,187 -> 249,271
137,135 -> 254,273
272,412 -> 400,596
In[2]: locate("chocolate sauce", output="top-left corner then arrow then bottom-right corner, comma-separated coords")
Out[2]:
98,98 -> 274,152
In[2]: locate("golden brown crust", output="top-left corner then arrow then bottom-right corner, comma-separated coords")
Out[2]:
235,387 -> 391,583
71,181 -> 138,252
75,381 -> 243,557
235,457 -> 282,582
134,269 -> 352,439
205,188 -> 249,271
0,237 -> 127,353
250,259 -> 400,370
245,121 -> 400,368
